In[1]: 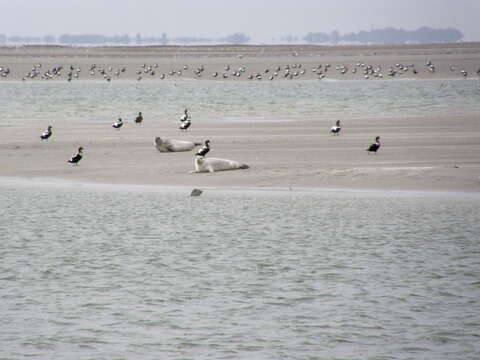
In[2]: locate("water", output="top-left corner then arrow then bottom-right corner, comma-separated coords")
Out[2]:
1,181 -> 479,359
0,79 -> 479,125
1,77 -> 480,359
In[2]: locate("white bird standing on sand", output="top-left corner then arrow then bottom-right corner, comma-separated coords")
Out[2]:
112,118 -> 123,129
330,120 -> 341,135
68,147 -> 84,165
195,140 -> 210,156
40,125 -> 53,140
366,136 -> 381,154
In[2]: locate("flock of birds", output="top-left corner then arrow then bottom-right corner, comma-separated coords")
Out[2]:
39,109 -> 212,166
39,109 -> 380,169
26,58 -> 470,165
1,60 -> 479,82
27,55 -> 475,169
39,112 -> 142,164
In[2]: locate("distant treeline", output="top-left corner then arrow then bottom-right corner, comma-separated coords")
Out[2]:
0,27 -> 463,45
0,32 -> 250,45
0,34 -> 56,44
304,27 -> 463,44
58,34 -> 132,44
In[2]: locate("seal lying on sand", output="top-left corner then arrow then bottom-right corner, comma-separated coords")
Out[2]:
192,156 -> 249,173
155,137 -> 202,152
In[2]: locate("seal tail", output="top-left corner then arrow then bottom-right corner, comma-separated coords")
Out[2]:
194,142 -> 202,146
239,164 -> 249,169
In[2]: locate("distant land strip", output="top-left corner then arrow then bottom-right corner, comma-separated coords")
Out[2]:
0,27 -> 464,46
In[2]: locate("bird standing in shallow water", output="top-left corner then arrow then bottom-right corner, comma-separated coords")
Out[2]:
68,147 -> 84,165
112,118 -> 123,129
196,140 -> 210,156
367,136 -> 381,154
330,120 -> 341,135
40,125 -> 53,140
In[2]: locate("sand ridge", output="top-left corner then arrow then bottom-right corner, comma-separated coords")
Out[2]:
1,114 -> 479,192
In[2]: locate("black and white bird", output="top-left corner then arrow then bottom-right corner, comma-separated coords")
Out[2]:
40,125 -> 53,140
68,147 -> 84,165
195,140 -> 210,156
366,136 -> 381,154
180,108 -> 190,122
179,108 -> 191,130
135,112 -> 143,124
112,118 -> 123,129
179,119 -> 191,131
330,120 -> 341,135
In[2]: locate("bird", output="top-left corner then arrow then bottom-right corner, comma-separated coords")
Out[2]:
68,147 -> 84,165
330,120 -> 341,135
179,119 -> 191,131
40,125 -> 53,140
366,136 -> 381,154
112,118 -> 123,129
135,112 -> 143,124
180,108 -> 189,122
195,140 -> 210,156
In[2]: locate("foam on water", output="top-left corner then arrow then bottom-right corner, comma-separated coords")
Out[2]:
1,182 -> 479,359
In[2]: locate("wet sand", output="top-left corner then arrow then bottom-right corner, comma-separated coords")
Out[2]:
1,44 -> 480,192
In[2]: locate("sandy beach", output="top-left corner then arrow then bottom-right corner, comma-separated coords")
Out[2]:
1,44 -> 479,192
1,114 -> 479,192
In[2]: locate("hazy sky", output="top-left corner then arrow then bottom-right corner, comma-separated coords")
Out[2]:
0,0 -> 478,42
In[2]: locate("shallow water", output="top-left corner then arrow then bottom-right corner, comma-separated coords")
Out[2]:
1,182 -> 479,359
0,79 -> 479,125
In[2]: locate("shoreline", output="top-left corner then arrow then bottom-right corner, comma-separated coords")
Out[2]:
2,176 -> 479,198
1,76 -> 480,83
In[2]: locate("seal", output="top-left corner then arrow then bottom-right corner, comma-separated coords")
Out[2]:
192,156 -> 249,173
155,137 -> 201,152
190,189 -> 203,197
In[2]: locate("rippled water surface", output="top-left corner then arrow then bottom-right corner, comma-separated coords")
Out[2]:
1,182 -> 479,359
0,79 -> 479,125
